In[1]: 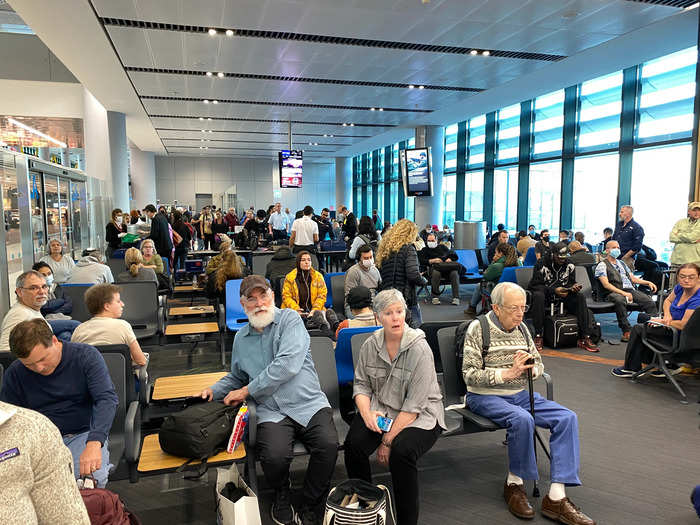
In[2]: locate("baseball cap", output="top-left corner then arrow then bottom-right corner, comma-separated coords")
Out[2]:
552,242 -> 569,257
347,286 -> 373,310
688,201 -> 700,211
239,275 -> 270,297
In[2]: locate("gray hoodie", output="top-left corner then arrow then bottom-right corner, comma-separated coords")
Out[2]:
66,256 -> 114,285
353,325 -> 446,431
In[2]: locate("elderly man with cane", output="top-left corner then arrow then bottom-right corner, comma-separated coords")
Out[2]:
461,282 -> 595,525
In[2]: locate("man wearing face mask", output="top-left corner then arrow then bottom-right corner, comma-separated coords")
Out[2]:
594,240 -> 657,341
535,229 -> 551,261
343,245 -> 381,318
528,224 -> 539,240
199,275 -> 338,525
528,243 -> 599,352
419,232 -> 461,306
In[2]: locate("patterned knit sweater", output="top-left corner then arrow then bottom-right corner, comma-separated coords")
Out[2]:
462,312 -> 544,396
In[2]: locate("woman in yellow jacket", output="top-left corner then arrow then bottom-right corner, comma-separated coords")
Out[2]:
282,251 -> 339,331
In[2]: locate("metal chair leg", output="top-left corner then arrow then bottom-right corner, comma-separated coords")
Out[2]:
658,358 -> 688,404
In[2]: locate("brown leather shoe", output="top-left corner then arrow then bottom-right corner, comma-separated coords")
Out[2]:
534,335 -> 543,352
577,337 -> 599,353
620,331 -> 630,342
541,495 -> 596,525
503,482 -> 535,519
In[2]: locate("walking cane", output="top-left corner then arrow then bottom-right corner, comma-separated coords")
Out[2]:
526,360 -> 552,498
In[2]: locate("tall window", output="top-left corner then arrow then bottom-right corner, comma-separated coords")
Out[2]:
637,47 -> 696,144
578,71 -> 622,152
528,161 -> 562,230
496,104 -> 520,163
444,123 -> 458,172
467,115 -> 486,167
493,167 -> 518,231
572,154 -> 619,245
532,90 -> 564,158
465,171 -> 484,221
443,175 -> 456,227
631,143 -> 692,262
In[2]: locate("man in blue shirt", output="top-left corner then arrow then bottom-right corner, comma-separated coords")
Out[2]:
200,275 -> 337,525
612,205 -> 645,270
0,319 -> 118,488
268,202 -> 289,241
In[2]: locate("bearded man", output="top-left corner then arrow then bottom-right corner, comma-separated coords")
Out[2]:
200,275 -> 338,525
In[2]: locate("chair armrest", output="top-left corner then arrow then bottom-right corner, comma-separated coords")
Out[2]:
219,303 -> 225,331
136,364 -> 149,405
247,398 -> 257,447
542,372 -> 554,401
670,326 -> 681,349
157,306 -> 164,335
124,401 -> 142,463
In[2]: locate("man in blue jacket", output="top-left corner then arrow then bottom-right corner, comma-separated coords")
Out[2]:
200,275 -> 337,525
0,319 -> 118,488
612,205 -> 645,270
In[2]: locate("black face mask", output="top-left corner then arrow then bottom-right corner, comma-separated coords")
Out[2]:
542,235 -> 550,242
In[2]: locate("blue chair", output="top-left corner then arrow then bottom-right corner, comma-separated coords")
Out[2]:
224,279 -> 247,331
455,249 -> 483,283
323,272 -> 345,310
523,246 -> 537,266
335,326 -> 381,385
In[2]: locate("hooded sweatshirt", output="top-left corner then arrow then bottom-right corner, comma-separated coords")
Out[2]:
353,325 -> 446,431
65,256 -> 114,285
265,246 -> 297,282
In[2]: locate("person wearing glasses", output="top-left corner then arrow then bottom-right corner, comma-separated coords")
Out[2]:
199,275 -> 338,525
462,282 -> 595,525
0,270 -> 80,352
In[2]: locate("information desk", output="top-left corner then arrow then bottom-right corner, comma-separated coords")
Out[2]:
138,434 -> 245,474
151,371 -> 228,402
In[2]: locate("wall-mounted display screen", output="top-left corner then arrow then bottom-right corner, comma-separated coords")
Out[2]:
401,147 -> 432,197
279,150 -> 303,188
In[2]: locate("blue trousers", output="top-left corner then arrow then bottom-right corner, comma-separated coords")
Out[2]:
63,431 -> 112,488
467,390 -> 581,485
48,319 -> 81,342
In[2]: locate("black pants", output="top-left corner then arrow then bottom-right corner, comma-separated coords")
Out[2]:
431,268 -> 460,299
624,323 -> 673,370
203,233 -> 215,250
344,415 -> 440,525
272,229 -> 287,241
257,407 -> 338,509
606,288 -> 657,332
530,286 -> 593,338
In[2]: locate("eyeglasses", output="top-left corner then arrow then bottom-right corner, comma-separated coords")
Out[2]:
22,285 -> 49,292
678,274 -> 698,281
498,304 -> 529,313
242,292 -> 271,306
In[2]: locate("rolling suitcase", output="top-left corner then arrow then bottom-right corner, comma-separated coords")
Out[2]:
543,303 -> 579,348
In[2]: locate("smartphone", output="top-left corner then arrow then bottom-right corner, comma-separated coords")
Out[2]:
377,415 -> 393,432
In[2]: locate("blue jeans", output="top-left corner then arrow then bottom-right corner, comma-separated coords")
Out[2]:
467,390 -> 581,485
63,432 -> 112,488
409,303 -> 422,328
48,319 -> 81,342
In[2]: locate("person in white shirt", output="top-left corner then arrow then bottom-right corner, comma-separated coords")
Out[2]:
289,205 -> 319,254
284,207 -> 294,234
71,283 -> 147,367
268,202 -> 289,241
39,239 -> 75,283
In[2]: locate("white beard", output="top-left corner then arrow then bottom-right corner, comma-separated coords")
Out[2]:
247,307 -> 275,330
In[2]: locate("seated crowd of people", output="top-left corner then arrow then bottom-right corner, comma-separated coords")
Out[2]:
1,199 -> 699,525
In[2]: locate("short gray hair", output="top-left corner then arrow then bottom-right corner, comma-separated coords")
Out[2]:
16,270 -> 44,289
372,288 -> 407,316
491,282 -> 526,306
621,205 -> 634,214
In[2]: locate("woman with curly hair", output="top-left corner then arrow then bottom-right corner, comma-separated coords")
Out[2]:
376,219 -> 428,327
205,250 -> 249,306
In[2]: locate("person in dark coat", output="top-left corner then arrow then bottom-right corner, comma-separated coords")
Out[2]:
144,204 -> 173,260
376,219 -> 427,328
105,208 -> 127,258
418,232 -> 461,305
338,205 -> 357,242
265,246 -> 298,304
172,210 -> 192,272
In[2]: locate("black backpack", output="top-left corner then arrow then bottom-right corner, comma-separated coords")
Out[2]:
341,234 -> 377,271
159,402 -> 237,478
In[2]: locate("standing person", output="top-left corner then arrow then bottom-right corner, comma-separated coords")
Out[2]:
344,289 -> 445,525
375,219 -> 428,328
283,207 -> 295,235
337,205 -> 357,242
289,206 -> 319,255
40,239 -> 75,283
172,210 -> 192,272
313,208 -> 334,242
669,202 -> 700,289
268,202 -> 289,241
224,207 -> 240,230
347,216 -> 380,261
612,205 -> 644,270
105,208 -> 127,259
191,208 -> 203,250
211,211 -> 228,247
371,209 -> 382,231
144,204 -> 173,260
199,207 -> 215,250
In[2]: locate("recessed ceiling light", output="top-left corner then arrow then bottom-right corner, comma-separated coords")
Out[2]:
470,49 -> 478,56
378,108 -> 384,111
209,130 -> 213,133
342,123 -> 347,127
226,29 -> 234,36
207,118 -> 212,121
314,142 -> 318,146
482,50 -> 490,56
408,84 -> 415,89
202,129 -> 206,132
329,134 -> 334,137
418,85 -> 425,89
206,71 -> 213,77
370,107 -> 375,111
217,72 -> 224,78
308,142 -> 313,146
205,146 -> 209,149
199,117 -> 204,121
203,99 -> 210,104
212,100 -> 218,104
323,134 -> 327,137
349,123 -> 354,126
208,28 -> 217,36
199,146 -> 204,149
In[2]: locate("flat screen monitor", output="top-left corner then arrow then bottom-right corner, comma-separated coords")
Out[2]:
401,147 -> 432,197
279,150 -> 303,188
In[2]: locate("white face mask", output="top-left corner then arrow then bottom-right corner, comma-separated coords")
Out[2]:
115,216 -> 123,224
45,274 -> 54,286
427,241 -> 438,249
361,258 -> 374,269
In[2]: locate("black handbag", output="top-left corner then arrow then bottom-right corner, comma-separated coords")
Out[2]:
433,261 -> 462,274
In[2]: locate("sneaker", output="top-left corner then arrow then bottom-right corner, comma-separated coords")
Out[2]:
577,337 -> 599,353
271,488 -> 296,525
620,331 -> 631,342
611,367 -> 636,378
649,369 -> 666,378
432,297 -> 441,305
452,297 -> 460,306
534,335 -> 543,352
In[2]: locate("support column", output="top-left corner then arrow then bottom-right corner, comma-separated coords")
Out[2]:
107,111 -> 129,212
129,142 -> 157,208
335,156 -> 352,211
414,125 -> 444,228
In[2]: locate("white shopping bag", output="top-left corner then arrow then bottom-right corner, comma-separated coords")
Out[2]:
215,463 -> 261,525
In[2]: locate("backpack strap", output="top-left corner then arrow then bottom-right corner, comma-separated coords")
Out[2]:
477,314 -> 490,369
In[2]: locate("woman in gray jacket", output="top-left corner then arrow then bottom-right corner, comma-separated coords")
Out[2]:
343,288 -> 446,525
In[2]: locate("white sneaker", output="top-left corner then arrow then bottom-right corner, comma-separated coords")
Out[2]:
452,298 -> 460,306
432,297 -> 440,305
